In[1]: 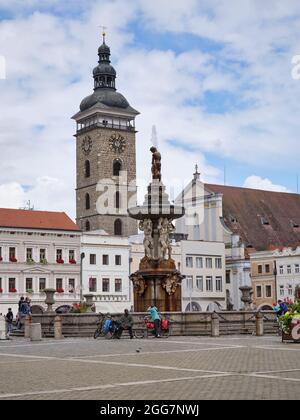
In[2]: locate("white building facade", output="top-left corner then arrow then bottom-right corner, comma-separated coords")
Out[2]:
0,209 -> 81,315
175,172 -> 250,310
275,247 -> 300,301
181,240 -> 226,311
81,231 -> 132,313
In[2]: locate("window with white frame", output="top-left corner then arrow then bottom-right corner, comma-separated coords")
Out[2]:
56,249 -> 63,260
279,285 -> 284,297
287,265 -> 292,274
90,254 -> 96,265
258,265 -> 263,274
69,250 -> 75,261
206,276 -> 213,292
206,258 -> 213,269
288,284 -> 293,295
295,264 -> 299,274
26,248 -> 33,261
186,276 -> 193,290
9,247 -> 16,260
265,285 -> 272,298
279,265 -> 284,275
215,258 -> 222,269
68,279 -> 75,292
8,278 -> 16,291
102,278 -> 110,292
216,276 -> 223,292
115,255 -> 121,266
39,278 -> 46,292
56,278 -> 63,290
40,249 -> 46,262
265,264 -> 270,273
115,279 -> 122,293
89,278 -> 97,292
256,285 -> 262,298
196,257 -> 203,269
196,276 -> 203,291
26,278 -> 33,292
103,255 -> 109,265
186,257 -> 193,268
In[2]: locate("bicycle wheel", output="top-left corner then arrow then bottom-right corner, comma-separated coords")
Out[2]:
134,329 -> 146,339
93,329 -> 101,339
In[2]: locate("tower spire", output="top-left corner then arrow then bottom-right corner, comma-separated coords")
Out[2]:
93,32 -> 117,91
193,164 -> 200,181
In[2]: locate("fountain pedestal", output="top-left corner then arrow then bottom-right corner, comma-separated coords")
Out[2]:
128,147 -> 185,312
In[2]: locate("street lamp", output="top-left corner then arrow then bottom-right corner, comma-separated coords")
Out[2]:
80,252 -> 85,302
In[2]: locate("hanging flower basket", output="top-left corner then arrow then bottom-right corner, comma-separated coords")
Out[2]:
0,288 -> 3,293
9,257 -> 17,263
26,258 -> 35,265
56,288 -> 64,294
9,288 -> 17,293
69,259 -> 77,264
56,258 -> 64,264
0,257 -> 3,262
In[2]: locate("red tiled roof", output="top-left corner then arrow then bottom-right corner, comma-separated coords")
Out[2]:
0,208 -> 80,232
206,184 -> 300,251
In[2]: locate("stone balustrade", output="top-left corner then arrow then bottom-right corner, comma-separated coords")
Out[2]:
27,311 -> 277,338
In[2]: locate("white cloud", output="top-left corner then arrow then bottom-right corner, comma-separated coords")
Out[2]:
243,176 -> 290,193
0,0 -> 300,218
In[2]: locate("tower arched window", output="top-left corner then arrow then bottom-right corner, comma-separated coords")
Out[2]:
115,191 -> 121,210
114,219 -> 122,236
85,193 -> 90,210
85,160 -> 90,178
85,221 -> 90,231
113,159 -> 122,177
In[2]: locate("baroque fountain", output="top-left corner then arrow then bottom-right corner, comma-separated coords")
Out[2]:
128,146 -> 185,312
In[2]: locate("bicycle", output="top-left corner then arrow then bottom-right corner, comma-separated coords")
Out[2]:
134,316 -> 172,339
93,313 -> 115,339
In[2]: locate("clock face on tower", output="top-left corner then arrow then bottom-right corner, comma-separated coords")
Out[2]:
109,133 -> 126,153
81,136 -> 92,155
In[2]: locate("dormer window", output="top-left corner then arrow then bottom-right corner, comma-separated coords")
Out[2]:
261,217 -> 270,226
228,214 -> 237,223
290,220 -> 299,228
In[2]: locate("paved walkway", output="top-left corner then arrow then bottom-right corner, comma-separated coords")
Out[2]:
0,335 -> 299,400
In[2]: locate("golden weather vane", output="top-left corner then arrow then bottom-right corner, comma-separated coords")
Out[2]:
100,26 -> 107,43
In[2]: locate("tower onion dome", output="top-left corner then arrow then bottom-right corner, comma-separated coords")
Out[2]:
80,39 -> 135,113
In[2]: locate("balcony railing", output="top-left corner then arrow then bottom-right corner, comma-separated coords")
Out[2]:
93,294 -> 128,302
77,122 -> 135,134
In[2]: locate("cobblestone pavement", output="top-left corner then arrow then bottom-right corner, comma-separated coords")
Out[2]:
0,335 -> 299,400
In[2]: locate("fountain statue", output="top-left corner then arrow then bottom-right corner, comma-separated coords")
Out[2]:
128,146 -> 185,312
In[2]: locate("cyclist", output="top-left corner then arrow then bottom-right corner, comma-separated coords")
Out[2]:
147,304 -> 161,338
115,309 -> 134,339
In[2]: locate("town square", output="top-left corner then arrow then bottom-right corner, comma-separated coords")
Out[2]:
0,0 -> 300,403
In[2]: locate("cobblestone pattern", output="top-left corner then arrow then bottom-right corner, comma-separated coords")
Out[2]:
0,336 -> 299,400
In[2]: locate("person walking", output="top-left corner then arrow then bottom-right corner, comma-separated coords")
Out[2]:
115,309 -> 134,339
147,304 -> 161,338
5,308 -> 14,336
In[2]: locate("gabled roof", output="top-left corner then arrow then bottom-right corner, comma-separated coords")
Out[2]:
206,184 -> 300,251
0,208 -> 80,232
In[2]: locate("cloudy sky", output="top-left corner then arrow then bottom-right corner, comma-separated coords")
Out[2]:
0,0 -> 300,219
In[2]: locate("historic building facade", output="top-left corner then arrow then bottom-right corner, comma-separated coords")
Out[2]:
250,246 -> 300,308
72,35 -> 139,236
175,168 -> 300,310
81,231 -> 132,313
0,209 -> 81,315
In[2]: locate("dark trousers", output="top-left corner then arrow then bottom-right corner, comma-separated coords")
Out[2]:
154,319 -> 161,337
117,326 -> 133,338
